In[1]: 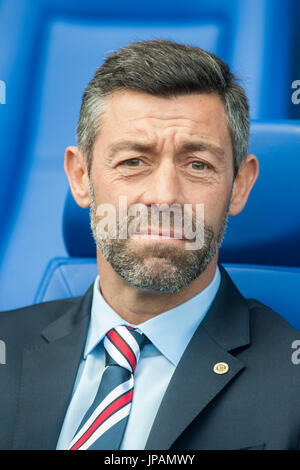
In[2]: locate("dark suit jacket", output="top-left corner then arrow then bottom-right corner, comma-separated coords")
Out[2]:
1,265 -> 300,450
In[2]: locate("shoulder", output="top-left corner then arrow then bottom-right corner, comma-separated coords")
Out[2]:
0,295 -> 84,346
244,298 -> 300,364
0,295 -> 83,320
246,297 -> 298,333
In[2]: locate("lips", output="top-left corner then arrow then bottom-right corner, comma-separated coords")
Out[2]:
131,228 -> 185,240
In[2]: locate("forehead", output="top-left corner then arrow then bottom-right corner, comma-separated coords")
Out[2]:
97,90 -> 231,149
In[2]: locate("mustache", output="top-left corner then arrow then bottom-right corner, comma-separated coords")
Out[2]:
114,203 -> 204,240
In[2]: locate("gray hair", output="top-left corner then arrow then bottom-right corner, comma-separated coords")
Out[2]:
77,39 -> 249,178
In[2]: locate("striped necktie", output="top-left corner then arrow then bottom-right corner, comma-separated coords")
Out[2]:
68,325 -> 148,450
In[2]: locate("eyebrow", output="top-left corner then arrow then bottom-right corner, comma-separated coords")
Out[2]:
106,139 -> 225,162
178,142 -> 225,162
106,141 -> 155,162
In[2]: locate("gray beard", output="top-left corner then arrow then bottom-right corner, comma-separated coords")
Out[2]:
89,184 -> 230,293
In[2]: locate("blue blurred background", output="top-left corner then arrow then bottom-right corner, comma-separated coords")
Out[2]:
0,0 -> 299,326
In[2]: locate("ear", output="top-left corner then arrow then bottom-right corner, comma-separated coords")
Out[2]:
229,154 -> 259,216
64,145 -> 90,208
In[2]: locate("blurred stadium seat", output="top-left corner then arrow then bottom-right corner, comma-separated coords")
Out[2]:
0,0 -> 296,312
220,121 -> 300,267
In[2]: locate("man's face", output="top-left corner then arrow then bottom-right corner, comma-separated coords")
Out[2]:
89,90 -> 234,292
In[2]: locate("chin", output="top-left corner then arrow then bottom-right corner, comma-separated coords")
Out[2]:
143,256 -> 177,271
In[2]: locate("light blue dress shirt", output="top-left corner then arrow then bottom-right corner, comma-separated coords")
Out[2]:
56,266 -> 221,450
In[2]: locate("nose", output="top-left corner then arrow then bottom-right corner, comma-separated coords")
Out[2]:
140,160 -> 182,207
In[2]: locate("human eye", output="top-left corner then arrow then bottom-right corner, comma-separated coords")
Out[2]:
119,158 -> 144,167
188,160 -> 210,171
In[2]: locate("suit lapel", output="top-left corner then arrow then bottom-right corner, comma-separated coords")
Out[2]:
145,265 -> 250,450
12,284 -> 94,450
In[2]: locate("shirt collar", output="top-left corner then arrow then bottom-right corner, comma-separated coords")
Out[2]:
84,266 -> 221,366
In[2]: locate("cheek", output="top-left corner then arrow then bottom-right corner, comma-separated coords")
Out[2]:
90,171 -> 139,211
90,164 -> 120,201
195,186 -> 232,226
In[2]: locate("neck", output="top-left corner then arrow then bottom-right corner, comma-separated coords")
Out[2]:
96,251 -> 218,325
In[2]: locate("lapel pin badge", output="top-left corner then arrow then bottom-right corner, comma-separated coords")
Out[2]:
213,362 -> 229,375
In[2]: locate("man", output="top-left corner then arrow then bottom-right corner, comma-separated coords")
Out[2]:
1,39 -> 300,450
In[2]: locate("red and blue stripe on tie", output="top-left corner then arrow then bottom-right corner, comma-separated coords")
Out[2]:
68,325 -> 147,450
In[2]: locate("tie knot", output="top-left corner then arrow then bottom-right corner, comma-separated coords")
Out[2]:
103,325 -> 148,374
